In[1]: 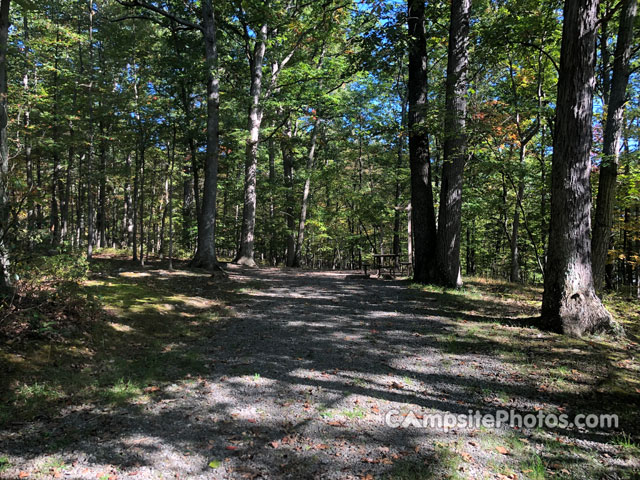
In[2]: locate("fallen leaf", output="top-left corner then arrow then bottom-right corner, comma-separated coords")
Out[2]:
461,452 -> 473,462
19,472 -> 29,479
495,446 -> 509,455
270,441 -> 280,449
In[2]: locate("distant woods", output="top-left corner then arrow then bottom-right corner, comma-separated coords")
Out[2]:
0,0 -> 639,335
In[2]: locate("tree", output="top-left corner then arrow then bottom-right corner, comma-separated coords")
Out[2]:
0,0 -> 10,292
406,0 -> 437,283
541,0 -> 621,336
118,0 -> 221,270
435,0 -> 470,287
592,0 -> 638,291
233,1 -> 345,267
192,0 -> 221,270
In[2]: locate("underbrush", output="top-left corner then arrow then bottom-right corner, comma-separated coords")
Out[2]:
0,252 -> 100,343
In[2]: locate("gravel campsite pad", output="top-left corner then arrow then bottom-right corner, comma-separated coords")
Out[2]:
1,260 -> 639,479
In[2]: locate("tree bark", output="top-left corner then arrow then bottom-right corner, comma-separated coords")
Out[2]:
393,91 -> 407,258
541,0 -> 621,336
282,120 -> 296,267
97,121 -> 107,249
23,13 -> 34,237
0,0 -> 11,292
293,120 -> 320,267
592,0 -> 637,291
124,152 -> 133,246
235,24 -> 268,267
86,1 -> 95,259
139,145 -> 145,265
132,148 -> 139,262
435,0 -> 470,288
191,0 -> 220,270
406,0 -> 437,283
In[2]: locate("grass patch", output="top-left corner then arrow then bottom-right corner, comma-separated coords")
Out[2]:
318,407 -> 334,419
612,432 -> 640,453
341,406 -> 367,419
0,257 -> 239,425
101,378 -> 143,405
384,443 -> 463,480
522,454 -> 545,480
42,456 -> 67,471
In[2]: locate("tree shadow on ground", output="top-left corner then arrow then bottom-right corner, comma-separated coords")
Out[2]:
0,258 -> 638,479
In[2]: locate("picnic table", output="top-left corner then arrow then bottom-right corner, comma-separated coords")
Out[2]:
362,254 -> 413,277
368,254 -> 399,277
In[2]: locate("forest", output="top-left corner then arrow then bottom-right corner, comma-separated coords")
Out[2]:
0,0 -> 639,479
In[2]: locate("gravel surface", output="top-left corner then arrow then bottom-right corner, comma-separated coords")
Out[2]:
1,265 -> 638,479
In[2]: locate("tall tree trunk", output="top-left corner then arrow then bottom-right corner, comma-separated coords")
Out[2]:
171,26 -> 199,247
435,0 -> 470,288
50,24 -> 62,246
139,145 -> 145,265
168,126 -> 176,270
61,65 -> 78,244
191,0 -> 220,270
407,203 -> 413,266
0,0 -> 11,292
510,145 -> 526,282
97,122 -> 107,249
406,0 -> 437,283
393,93 -> 407,258
132,149 -> 139,262
592,0 -> 637,291
293,120 -> 320,267
124,152 -> 133,246
23,13 -> 34,236
235,24 -> 268,267
282,120 -> 296,267
159,141 -> 171,257
86,1 -> 95,259
541,0 -> 620,336
539,126 -> 547,272
268,132 -> 276,265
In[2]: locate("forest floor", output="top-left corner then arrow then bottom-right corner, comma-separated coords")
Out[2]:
1,254 -> 639,479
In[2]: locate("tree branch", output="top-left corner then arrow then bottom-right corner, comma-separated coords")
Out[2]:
596,0 -> 625,27
115,0 -> 202,31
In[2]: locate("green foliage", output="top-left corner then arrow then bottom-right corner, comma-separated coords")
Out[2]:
522,454 -> 546,480
28,253 -> 90,285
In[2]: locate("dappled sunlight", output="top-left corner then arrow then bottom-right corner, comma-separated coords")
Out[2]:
107,322 -> 134,333
1,260 -> 638,479
118,271 -> 152,278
